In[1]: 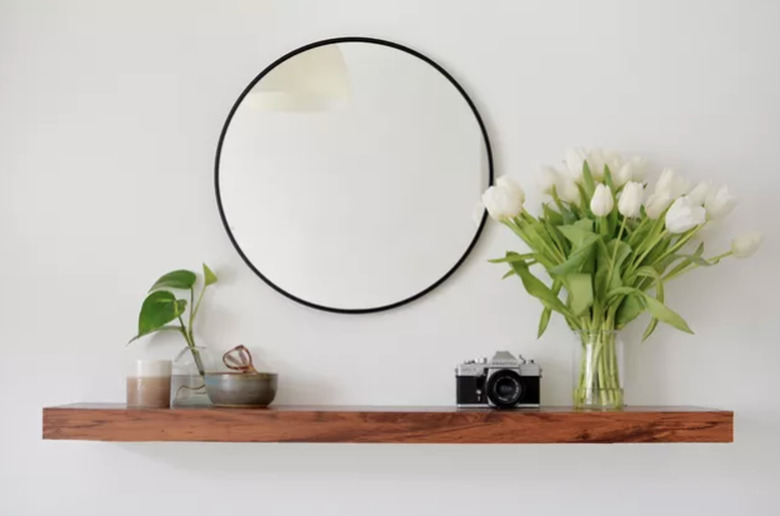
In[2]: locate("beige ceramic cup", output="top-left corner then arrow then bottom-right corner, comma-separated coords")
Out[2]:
127,360 -> 172,408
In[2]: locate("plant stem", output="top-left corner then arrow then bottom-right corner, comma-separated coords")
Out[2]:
191,285 -> 207,326
662,250 -> 732,282
178,315 -> 205,376
631,229 -> 668,271
652,225 -> 702,265
605,217 -> 627,283
574,324 -> 623,409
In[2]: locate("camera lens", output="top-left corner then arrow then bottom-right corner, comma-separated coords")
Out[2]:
486,370 -> 524,408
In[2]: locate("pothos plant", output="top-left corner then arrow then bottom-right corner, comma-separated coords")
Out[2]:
481,148 -> 762,408
129,264 -> 218,375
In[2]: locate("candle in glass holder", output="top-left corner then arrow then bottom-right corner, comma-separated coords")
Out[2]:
127,360 -> 172,408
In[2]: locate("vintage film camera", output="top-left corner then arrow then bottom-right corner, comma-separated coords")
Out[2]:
456,351 -> 541,408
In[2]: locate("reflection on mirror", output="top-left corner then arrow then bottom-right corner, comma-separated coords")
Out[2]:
216,38 -> 493,313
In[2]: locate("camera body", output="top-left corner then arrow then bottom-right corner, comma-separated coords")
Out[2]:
455,351 -> 541,408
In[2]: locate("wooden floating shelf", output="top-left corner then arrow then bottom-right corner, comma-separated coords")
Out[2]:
42,404 -> 732,444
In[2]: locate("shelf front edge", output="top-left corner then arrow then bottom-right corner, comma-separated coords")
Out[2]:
42,405 -> 733,444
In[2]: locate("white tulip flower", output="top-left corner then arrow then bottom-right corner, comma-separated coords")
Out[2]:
482,177 -> 525,221
731,231 -> 763,258
557,177 -> 581,204
655,168 -> 691,199
687,181 -> 712,206
590,184 -> 614,216
537,166 -> 560,194
565,147 -> 587,183
587,148 -> 606,181
618,181 -> 644,218
497,176 -> 525,203
705,184 -> 737,220
665,196 -> 706,234
645,190 -> 674,219
613,162 -> 633,187
628,156 -> 647,181
605,150 -> 623,178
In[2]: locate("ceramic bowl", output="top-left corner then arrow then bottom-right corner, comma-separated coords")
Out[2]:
204,372 -> 278,408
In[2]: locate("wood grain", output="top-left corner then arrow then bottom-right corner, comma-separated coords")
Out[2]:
42,404 -> 733,444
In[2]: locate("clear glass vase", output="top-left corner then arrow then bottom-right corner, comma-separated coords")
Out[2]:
171,346 -> 214,407
572,330 -> 624,409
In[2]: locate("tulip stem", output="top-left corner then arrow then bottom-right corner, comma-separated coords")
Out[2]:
606,217 -> 627,282
653,225 -> 703,266
631,229 -> 668,272
662,250 -> 733,282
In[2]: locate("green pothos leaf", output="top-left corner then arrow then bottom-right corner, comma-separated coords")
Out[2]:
132,291 -> 187,342
149,270 -> 196,291
127,325 -> 182,345
203,263 -> 218,286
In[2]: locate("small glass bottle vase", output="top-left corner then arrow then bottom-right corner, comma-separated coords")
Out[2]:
572,330 -> 624,409
171,346 -> 214,407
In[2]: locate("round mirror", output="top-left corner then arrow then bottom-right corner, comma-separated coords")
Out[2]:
216,37 -> 493,313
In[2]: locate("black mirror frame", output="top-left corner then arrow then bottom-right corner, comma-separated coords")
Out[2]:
214,36 -> 494,314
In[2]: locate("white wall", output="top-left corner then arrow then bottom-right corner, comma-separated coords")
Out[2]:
1,1 -> 778,515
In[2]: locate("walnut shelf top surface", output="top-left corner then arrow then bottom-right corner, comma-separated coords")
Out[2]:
50,403 -> 726,413
42,404 -> 732,444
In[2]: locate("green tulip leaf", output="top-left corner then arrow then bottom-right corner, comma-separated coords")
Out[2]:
552,223 -> 599,276
615,293 -> 645,329
509,260 -> 573,319
603,166 -> 615,190
502,269 -> 515,280
582,161 -> 596,199
683,255 -> 714,267
489,252 -> 536,264
633,266 -> 665,341
537,280 -> 562,338
558,219 -> 595,244
642,318 -> 659,341
149,270 -> 196,291
555,199 -> 578,224
594,239 -> 611,297
136,291 -> 187,338
642,295 -> 693,334
634,266 -> 664,302
549,237 -> 598,275
542,203 -> 564,225
537,307 -> 552,338
608,286 -> 692,334
203,263 -> 218,286
565,273 -> 594,316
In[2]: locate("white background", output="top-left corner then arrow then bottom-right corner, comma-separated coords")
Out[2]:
1,1 -> 778,515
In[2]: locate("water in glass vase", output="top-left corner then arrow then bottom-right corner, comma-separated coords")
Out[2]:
171,346 -> 214,407
573,330 -> 624,409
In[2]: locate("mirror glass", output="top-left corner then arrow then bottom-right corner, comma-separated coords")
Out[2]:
216,38 -> 492,313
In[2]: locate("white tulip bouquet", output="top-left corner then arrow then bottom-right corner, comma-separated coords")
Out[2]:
483,148 -> 762,408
